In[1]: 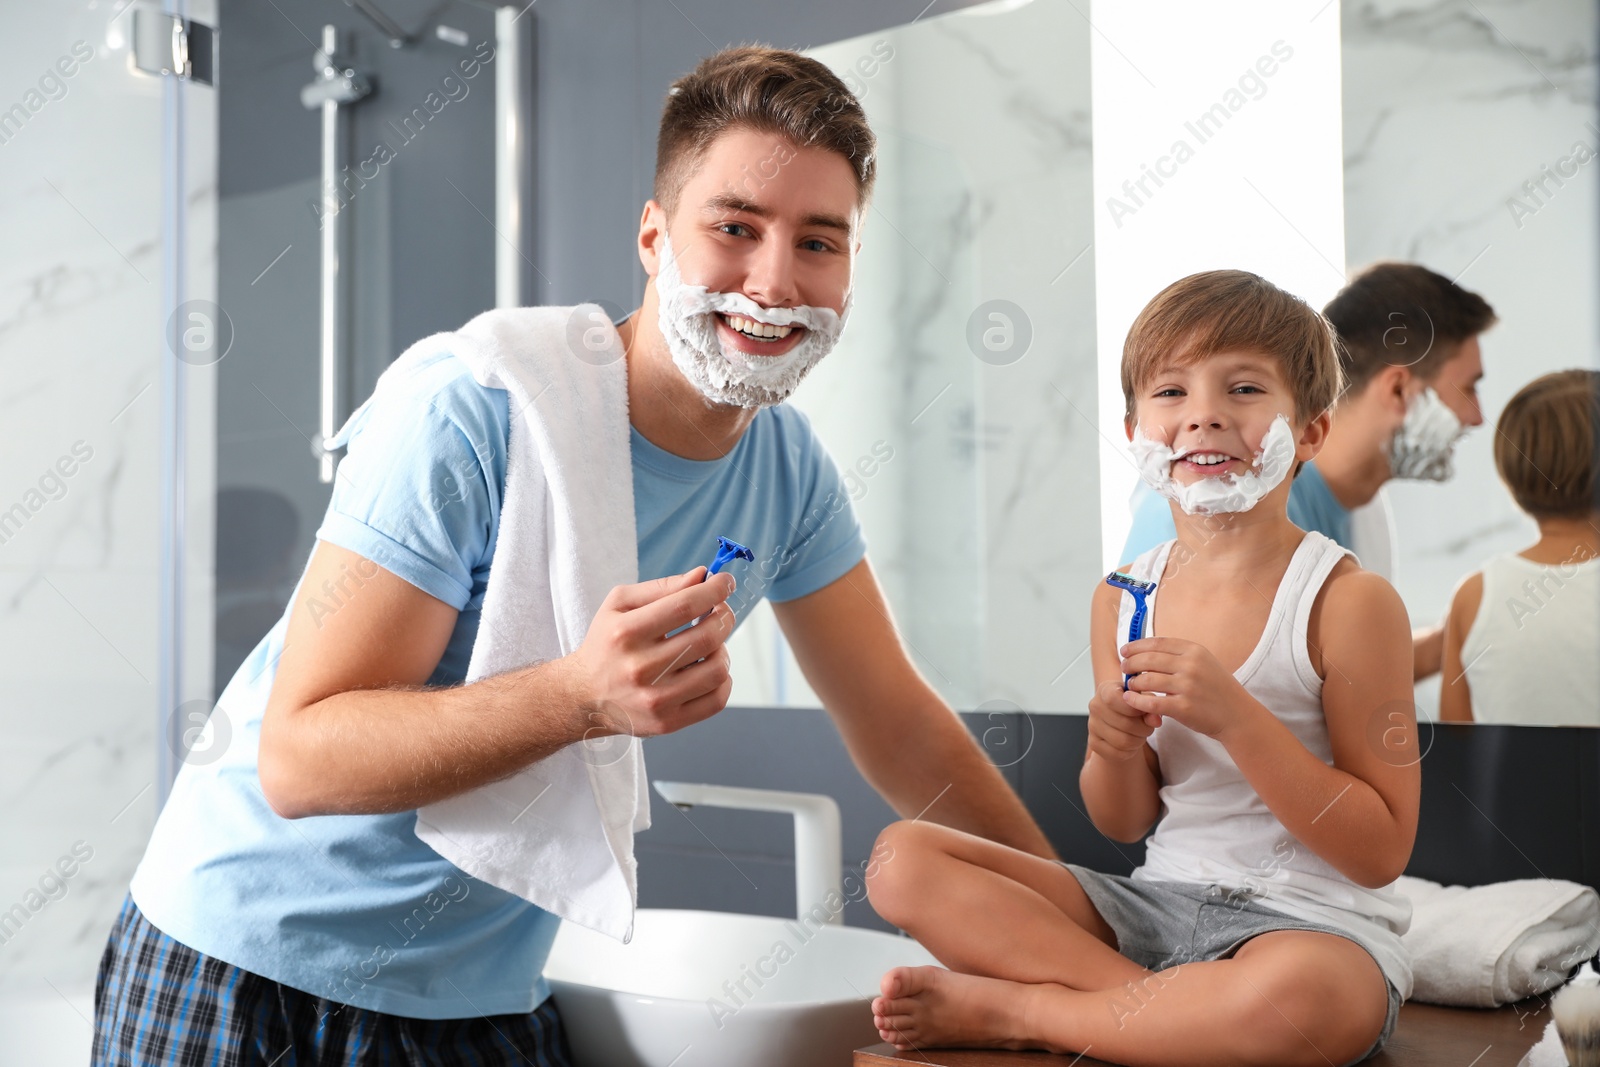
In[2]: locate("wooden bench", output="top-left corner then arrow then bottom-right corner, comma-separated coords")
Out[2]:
855,994 -> 1550,1066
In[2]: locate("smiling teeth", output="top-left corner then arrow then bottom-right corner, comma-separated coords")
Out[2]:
1188,453 -> 1231,465
724,314 -> 795,340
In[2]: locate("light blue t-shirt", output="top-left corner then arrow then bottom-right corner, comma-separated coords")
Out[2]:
130,347 -> 867,1019
1118,460 -> 1352,566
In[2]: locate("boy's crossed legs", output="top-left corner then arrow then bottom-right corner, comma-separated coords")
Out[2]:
866,820 -> 1388,1067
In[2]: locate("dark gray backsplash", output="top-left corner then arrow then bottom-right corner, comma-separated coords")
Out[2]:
639,709 -> 1600,931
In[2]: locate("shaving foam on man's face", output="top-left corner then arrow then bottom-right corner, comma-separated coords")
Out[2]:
1387,385 -> 1466,481
654,229 -> 850,408
1130,413 -> 1297,516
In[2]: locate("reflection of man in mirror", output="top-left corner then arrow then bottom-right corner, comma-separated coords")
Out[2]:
1119,262 -> 1494,680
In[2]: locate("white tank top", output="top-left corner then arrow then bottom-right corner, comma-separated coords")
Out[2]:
1116,530 -> 1414,999
1460,551 -> 1600,725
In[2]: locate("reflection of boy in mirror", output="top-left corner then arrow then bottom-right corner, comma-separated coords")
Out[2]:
1440,370 -> 1600,725
1120,261 -> 1496,681
866,271 -> 1418,1066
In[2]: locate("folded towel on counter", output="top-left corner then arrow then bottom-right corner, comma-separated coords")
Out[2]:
326,304 -> 650,943
1395,874 -> 1600,1007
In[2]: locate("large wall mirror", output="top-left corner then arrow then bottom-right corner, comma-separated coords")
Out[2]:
726,0 -> 1597,731
1342,0 -> 1599,724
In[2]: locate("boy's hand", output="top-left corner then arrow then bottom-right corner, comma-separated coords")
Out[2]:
1120,636 -> 1258,740
1086,678 -> 1161,763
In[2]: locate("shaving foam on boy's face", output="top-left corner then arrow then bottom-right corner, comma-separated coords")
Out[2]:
1130,413 -> 1297,516
654,229 -> 850,408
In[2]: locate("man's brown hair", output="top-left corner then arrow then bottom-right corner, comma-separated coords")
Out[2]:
1121,269 -> 1343,426
654,45 -> 877,219
1494,369 -> 1600,519
1322,261 -> 1497,396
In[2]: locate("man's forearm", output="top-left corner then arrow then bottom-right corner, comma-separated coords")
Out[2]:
856,705 -> 1057,859
259,658 -> 591,819
1413,624 -> 1444,680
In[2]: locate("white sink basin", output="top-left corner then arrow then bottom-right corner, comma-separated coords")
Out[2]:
544,908 -> 939,1067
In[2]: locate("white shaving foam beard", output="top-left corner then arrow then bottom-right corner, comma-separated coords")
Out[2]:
1387,386 -> 1464,482
1130,413 -> 1297,516
654,231 -> 849,408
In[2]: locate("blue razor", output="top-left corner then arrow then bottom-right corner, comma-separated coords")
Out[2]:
690,537 -> 753,633
1105,571 -> 1156,691
707,536 -> 753,577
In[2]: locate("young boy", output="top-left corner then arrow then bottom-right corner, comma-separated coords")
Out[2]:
1440,369 -> 1600,725
1119,261 -> 1496,682
866,271 -> 1421,1067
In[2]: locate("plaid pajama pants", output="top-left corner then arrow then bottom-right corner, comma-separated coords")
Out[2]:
92,893 -> 575,1067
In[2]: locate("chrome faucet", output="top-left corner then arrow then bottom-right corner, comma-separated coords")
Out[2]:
652,781 -> 844,925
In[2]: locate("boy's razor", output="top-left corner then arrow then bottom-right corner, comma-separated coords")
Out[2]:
1105,571 -> 1156,691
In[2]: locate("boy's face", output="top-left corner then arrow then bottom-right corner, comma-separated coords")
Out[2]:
1125,348 -> 1326,488
639,127 -> 862,361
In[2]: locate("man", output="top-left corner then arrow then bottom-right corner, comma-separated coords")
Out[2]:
93,46 -> 1053,1066
1118,261 -> 1494,678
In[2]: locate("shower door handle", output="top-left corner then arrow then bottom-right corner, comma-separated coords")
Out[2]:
301,26 -> 371,483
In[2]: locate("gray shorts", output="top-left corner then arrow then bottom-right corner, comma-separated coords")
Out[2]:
1064,863 -> 1401,1067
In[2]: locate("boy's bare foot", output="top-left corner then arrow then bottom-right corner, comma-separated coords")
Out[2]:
870,965 -> 1043,1051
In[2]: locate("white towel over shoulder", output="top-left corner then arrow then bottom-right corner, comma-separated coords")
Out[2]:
1396,874 -> 1600,1007
325,304 -> 651,943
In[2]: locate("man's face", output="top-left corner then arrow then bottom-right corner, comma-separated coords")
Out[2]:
644,127 -> 860,361
1126,349 -> 1318,488
1416,334 -> 1485,427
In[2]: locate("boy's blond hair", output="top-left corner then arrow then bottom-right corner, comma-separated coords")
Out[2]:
1494,369 -> 1599,519
1121,270 -> 1344,426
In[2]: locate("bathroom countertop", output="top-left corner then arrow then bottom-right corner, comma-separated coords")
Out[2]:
854,995 -> 1548,1067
